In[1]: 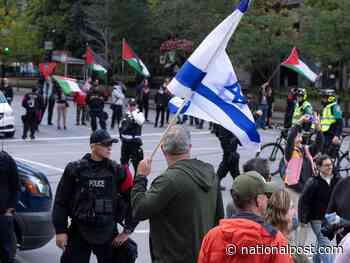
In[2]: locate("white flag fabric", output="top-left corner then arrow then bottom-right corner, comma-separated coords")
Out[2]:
167,0 -> 260,150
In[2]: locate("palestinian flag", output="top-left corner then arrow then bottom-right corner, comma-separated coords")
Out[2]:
282,48 -> 318,82
53,75 -> 81,95
85,47 -> 109,78
122,39 -> 150,77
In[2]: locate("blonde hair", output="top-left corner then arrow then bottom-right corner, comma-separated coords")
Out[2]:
265,190 -> 291,235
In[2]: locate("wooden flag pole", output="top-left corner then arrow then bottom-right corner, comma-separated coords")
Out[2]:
149,94 -> 192,161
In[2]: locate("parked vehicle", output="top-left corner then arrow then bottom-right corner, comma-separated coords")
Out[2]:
0,91 -> 15,138
13,160 -> 54,251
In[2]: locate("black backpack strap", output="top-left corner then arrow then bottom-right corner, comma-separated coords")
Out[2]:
231,212 -> 278,237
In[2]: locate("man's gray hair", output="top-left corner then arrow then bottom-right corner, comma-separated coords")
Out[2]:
162,125 -> 191,155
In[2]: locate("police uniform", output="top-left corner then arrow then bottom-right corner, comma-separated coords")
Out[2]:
320,90 -> 343,157
0,151 -> 19,263
86,88 -> 106,131
52,130 -> 138,263
215,124 -> 241,184
22,89 -> 42,140
292,89 -> 313,131
119,103 -> 145,172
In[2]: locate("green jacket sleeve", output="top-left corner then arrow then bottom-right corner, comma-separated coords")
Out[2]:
131,174 -> 177,221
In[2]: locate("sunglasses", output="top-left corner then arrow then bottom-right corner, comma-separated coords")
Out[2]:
97,142 -> 113,147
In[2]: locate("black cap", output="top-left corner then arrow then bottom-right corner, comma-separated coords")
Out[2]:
90,129 -> 118,145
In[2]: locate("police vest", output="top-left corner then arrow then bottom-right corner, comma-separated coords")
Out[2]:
72,160 -> 117,227
292,101 -> 312,125
120,113 -> 142,142
321,102 -> 337,132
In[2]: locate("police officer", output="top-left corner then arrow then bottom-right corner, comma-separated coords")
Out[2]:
320,89 -> 343,158
86,86 -> 107,132
119,98 -> 145,172
215,124 -> 241,190
292,88 -> 313,131
22,87 -> 41,140
52,130 -> 138,263
0,151 -> 19,263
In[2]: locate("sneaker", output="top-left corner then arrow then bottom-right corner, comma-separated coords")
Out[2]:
22,135 -> 27,140
30,135 -> 35,140
154,124 -> 158,128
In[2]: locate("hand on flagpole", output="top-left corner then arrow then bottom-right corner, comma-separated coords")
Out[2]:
137,158 -> 152,177
261,82 -> 270,89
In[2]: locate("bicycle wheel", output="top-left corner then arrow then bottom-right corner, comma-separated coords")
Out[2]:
336,152 -> 350,178
256,143 -> 284,176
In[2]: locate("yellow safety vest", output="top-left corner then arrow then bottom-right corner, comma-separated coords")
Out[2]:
292,101 -> 312,125
321,102 -> 337,132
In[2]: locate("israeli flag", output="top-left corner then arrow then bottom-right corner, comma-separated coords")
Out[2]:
167,0 -> 260,149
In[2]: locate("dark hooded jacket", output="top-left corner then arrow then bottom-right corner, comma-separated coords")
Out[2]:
131,159 -> 224,263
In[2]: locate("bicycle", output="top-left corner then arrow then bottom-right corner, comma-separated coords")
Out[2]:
256,127 -> 289,176
256,126 -> 316,176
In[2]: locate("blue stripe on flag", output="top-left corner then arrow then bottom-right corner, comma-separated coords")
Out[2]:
196,84 -> 260,143
176,61 -> 259,143
176,61 -> 206,91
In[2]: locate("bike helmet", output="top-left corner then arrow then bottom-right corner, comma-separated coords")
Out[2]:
296,88 -> 307,100
319,89 -> 336,103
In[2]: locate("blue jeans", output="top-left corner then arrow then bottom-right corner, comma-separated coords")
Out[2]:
257,104 -> 268,129
310,220 -> 334,263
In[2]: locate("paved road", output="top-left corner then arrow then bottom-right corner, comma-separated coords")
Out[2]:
2,93 -> 339,262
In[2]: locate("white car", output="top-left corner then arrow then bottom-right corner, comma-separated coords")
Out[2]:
0,90 -> 15,137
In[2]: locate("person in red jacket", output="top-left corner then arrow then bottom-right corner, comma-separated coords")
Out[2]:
74,92 -> 87,126
198,171 -> 293,263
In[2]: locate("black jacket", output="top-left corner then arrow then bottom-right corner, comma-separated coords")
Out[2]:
324,176 -> 350,243
155,90 -> 168,108
299,174 -> 340,224
285,124 -> 324,192
52,154 -> 137,239
0,151 -> 20,215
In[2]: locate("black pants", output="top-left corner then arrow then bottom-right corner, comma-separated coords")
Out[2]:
111,105 -> 123,129
217,140 -> 240,181
61,227 -> 113,263
143,102 -> 149,121
47,98 -> 55,125
0,215 -> 16,263
90,111 -> 106,132
155,106 -> 165,127
166,108 -> 170,123
22,111 -> 37,138
76,105 -> 87,125
120,141 -> 144,172
195,118 -> 204,129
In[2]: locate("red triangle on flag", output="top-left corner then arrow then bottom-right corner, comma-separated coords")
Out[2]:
85,47 -> 94,65
122,39 -> 136,60
282,47 -> 299,66
39,62 -> 57,80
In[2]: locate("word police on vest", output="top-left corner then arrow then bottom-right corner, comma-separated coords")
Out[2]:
89,179 -> 105,188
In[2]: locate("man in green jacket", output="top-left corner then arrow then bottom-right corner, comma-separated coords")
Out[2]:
131,125 -> 224,263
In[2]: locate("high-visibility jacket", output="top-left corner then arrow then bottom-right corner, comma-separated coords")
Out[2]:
292,101 -> 313,125
320,102 -> 337,132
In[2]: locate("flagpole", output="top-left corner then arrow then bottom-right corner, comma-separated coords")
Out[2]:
122,38 -> 125,75
266,64 -> 280,84
149,94 -> 193,161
